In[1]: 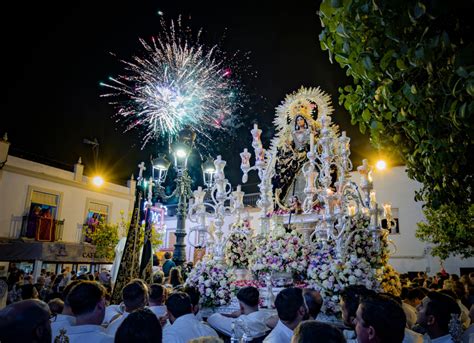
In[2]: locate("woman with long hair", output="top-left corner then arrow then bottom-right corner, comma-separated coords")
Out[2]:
167,267 -> 183,289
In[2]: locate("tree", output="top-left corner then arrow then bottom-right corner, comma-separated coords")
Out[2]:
318,0 -> 474,257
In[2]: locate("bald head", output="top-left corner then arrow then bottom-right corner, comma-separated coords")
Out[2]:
0,299 -> 52,343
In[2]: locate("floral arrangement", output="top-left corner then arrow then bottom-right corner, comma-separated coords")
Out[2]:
379,264 -> 402,296
82,218 -> 119,261
224,228 -> 254,269
307,242 -> 379,315
344,214 -> 390,268
250,230 -> 310,278
83,211 -> 163,261
231,279 -> 265,290
185,258 -> 236,308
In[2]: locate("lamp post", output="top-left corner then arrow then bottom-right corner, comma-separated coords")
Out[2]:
187,155 -> 246,261
152,130 -> 195,266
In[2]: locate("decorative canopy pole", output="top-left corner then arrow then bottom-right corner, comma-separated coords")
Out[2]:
240,124 -> 274,236
187,156 -> 246,262
111,162 -> 147,304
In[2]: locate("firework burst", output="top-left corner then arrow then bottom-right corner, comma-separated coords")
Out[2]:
101,17 -> 247,147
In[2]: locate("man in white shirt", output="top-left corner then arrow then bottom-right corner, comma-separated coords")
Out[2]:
415,291 -> 461,343
208,286 -> 271,338
264,287 -> 307,343
59,281 -> 113,343
403,288 -> 425,329
148,283 -> 167,319
162,292 -> 218,343
354,294 -> 407,343
51,280 -> 81,341
106,279 -> 149,336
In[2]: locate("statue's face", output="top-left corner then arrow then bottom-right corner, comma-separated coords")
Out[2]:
297,116 -> 306,128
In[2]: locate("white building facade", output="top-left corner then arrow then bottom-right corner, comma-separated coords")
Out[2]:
0,152 -> 135,278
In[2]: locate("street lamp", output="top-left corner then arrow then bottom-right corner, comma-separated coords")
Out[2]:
202,156 -> 216,189
153,130 -> 195,266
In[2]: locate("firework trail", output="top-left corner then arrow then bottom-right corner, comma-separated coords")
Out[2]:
101,17 -> 249,148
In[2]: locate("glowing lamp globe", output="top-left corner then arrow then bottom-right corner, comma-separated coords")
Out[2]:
92,176 -> 104,187
376,160 -> 387,171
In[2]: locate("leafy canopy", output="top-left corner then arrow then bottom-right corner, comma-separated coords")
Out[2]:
319,0 -> 473,257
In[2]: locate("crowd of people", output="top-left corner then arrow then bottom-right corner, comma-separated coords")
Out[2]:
0,261 -> 473,343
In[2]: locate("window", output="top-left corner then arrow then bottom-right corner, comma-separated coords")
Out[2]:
84,199 -> 111,224
24,186 -> 63,241
27,188 -> 61,218
83,199 -> 112,243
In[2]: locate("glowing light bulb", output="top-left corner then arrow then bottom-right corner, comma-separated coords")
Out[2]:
376,160 -> 387,171
92,176 -> 104,187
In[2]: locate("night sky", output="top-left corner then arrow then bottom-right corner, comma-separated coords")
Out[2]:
2,1 -> 375,192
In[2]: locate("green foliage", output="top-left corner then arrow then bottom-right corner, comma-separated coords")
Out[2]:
83,212 -> 163,261
83,220 -> 119,261
319,0 -> 473,258
417,204 -> 474,259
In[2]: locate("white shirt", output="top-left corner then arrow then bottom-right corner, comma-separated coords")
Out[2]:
264,320 -> 293,343
162,313 -> 218,343
404,328 -> 423,343
103,304 -> 123,325
59,324 -> 113,343
207,310 -> 271,338
403,302 -> 418,329
51,314 -> 76,342
106,312 -> 130,336
423,334 -> 455,343
148,305 -> 167,318
462,324 -> 474,343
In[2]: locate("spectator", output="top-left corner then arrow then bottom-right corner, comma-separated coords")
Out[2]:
115,307 -> 162,343
292,321 -> 345,343
148,283 -> 167,318
264,287 -> 307,343
34,275 -> 47,300
21,283 -> 39,300
50,280 -> 81,340
48,298 -> 64,316
416,291 -> 462,342
0,299 -> 52,343
208,286 -> 271,338
354,294 -> 406,343
153,270 -> 165,284
163,292 -> 218,343
168,267 -> 184,289
339,285 -> 375,342
303,289 -> 323,320
162,252 -> 176,277
184,285 -> 202,318
379,292 -> 423,343
106,279 -> 149,336
403,288 -> 425,328
60,281 -> 112,342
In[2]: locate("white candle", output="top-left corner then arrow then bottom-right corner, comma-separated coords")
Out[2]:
383,203 -> 392,217
370,191 -> 376,205
310,133 -> 314,152
237,185 -> 241,192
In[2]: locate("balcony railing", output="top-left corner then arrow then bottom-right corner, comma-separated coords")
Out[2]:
20,215 -> 65,241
